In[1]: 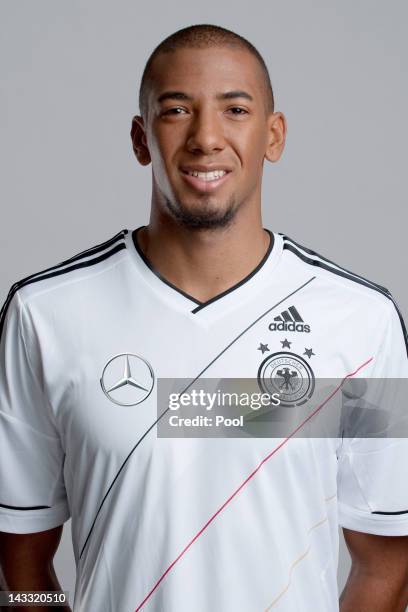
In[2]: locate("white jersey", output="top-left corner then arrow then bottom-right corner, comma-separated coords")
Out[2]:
1,228 -> 407,612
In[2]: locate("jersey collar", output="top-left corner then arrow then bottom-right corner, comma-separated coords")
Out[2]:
124,226 -> 283,316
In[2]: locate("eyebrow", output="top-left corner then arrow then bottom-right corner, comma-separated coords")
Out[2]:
216,90 -> 254,102
157,91 -> 193,103
156,90 -> 254,104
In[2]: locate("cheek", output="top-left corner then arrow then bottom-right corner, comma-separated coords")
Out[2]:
241,148 -> 267,178
234,128 -> 268,170
148,140 -> 173,183
150,131 -> 182,175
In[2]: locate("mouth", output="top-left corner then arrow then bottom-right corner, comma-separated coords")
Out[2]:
179,167 -> 232,192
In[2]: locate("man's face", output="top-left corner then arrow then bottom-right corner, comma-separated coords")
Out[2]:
135,46 -> 284,229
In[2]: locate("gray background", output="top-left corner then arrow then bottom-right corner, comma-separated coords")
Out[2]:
1,0 -> 406,604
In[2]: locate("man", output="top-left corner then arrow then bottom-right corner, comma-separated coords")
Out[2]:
0,24 -> 407,612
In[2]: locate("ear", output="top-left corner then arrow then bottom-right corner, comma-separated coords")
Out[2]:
130,116 -> 151,166
264,112 -> 287,163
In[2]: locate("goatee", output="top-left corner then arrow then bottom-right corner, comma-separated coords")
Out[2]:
164,197 -> 238,230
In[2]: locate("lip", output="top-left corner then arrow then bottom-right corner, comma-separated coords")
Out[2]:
179,166 -> 232,193
180,164 -> 233,173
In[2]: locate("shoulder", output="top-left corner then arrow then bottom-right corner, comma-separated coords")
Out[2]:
280,233 -> 393,309
1,229 -> 129,324
280,233 -> 408,354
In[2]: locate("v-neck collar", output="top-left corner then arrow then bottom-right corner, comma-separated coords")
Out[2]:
124,226 -> 283,315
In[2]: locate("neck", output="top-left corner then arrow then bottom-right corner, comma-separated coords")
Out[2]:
136,205 -> 271,304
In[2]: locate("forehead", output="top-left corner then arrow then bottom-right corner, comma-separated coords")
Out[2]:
148,46 -> 266,101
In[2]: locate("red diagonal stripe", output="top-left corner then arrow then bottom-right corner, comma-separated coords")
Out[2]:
135,357 -> 373,611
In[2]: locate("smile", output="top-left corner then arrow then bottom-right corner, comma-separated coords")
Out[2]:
180,167 -> 232,192
184,169 -> 227,182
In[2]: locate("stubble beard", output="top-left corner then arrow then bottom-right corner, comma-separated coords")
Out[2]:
164,195 -> 239,230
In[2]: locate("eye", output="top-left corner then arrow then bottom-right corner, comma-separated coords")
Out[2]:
161,107 -> 188,116
227,107 -> 249,115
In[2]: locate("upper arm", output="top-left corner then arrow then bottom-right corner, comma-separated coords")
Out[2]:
0,525 -> 63,587
0,290 -> 70,534
342,528 -> 408,610
337,299 -> 408,537
343,528 -> 408,574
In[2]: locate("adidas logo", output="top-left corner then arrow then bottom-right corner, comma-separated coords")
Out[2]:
268,305 -> 311,333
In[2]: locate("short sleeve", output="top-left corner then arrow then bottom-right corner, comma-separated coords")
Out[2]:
337,298 -> 408,536
0,288 -> 70,533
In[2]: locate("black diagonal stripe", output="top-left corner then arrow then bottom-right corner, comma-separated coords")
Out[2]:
274,315 -> 284,321
0,230 -> 127,322
79,275 -> 316,559
289,305 -> 303,322
281,310 -> 292,322
283,243 -> 408,358
0,502 -> 50,510
0,242 -> 126,341
281,235 -> 390,295
372,509 -> 408,515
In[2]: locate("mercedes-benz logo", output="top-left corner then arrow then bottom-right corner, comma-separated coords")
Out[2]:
100,353 -> 154,406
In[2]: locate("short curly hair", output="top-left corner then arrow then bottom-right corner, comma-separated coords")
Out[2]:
138,24 -> 274,118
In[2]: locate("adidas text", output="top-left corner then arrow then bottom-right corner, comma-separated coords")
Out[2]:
268,322 -> 311,333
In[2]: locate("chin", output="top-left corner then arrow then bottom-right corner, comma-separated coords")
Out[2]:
165,196 -> 237,230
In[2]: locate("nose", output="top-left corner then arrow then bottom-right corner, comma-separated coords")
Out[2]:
186,109 -> 225,155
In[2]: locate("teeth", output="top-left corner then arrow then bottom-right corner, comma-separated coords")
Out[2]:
187,170 -> 227,181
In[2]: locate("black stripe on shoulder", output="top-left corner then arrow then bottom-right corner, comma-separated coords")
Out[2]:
3,229 -> 128,306
283,242 -> 389,299
283,241 -> 408,358
281,235 -> 390,295
13,242 -> 126,291
0,229 -> 127,319
393,305 -> 408,358
0,502 -> 51,511
0,235 -> 127,341
372,509 -> 408,515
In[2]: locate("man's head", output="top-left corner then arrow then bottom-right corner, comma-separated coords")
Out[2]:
131,24 -> 286,230
138,25 -> 275,120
